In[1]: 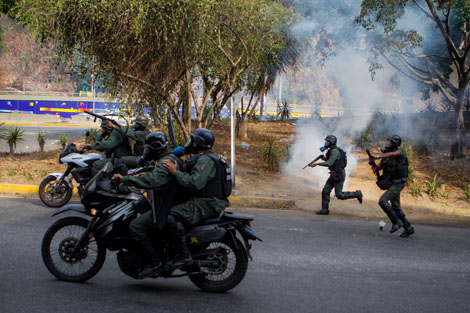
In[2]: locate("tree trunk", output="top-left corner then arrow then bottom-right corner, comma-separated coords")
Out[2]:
9,143 -> 14,155
450,80 -> 467,159
182,70 -> 192,132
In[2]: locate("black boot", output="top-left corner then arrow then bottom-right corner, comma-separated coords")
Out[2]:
356,190 -> 363,204
136,239 -> 163,279
379,200 -> 402,233
166,215 -> 193,270
396,212 -> 414,237
400,223 -> 415,237
337,191 -> 363,204
317,196 -> 330,215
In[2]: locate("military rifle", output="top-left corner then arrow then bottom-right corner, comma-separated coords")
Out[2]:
302,154 -> 326,169
84,110 -> 121,128
365,148 -> 379,179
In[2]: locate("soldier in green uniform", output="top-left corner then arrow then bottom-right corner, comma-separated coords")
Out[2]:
162,128 -> 229,270
310,135 -> 363,215
371,135 -> 414,237
84,119 -> 132,170
127,116 -> 151,156
112,132 -> 182,278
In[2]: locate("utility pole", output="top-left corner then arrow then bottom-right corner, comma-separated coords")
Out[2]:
91,73 -> 95,113
230,96 -> 236,186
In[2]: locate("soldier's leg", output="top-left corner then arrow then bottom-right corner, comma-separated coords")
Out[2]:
121,156 -> 139,169
128,211 -> 163,278
379,187 -> 403,233
389,183 -> 415,237
318,177 -> 334,215
92,158 -> 109,173
334,179 -> 363,203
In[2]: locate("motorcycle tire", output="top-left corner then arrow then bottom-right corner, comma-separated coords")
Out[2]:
39,175 -> 73,207
41,216 -> 106,282
189,236 -> 248,293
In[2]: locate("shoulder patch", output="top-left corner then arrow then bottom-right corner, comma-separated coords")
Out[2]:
200,164 -> 206,171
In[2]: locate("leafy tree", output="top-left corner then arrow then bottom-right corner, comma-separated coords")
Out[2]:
356,0 -> 470,159
16,0 -> 296,140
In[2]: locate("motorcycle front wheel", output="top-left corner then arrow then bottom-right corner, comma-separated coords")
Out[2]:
41,217 -> 106,282
189,236 -> 248,293
39,175 -> 73,207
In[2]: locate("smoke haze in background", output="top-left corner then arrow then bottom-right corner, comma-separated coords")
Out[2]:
280,0 -> 434,191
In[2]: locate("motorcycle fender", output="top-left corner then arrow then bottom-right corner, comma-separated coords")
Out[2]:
48,173 -> 73,189
238,224 -> 262,242
52,204 -> 89,217
186,225 -> 227,246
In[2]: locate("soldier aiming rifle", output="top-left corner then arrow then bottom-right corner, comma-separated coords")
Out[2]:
306,135 -> 363,215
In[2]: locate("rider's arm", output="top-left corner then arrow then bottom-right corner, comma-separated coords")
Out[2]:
91,129 -> 121,151
174,155 -> 216,191
317,149 -> 339,167
122,156 -> 172,189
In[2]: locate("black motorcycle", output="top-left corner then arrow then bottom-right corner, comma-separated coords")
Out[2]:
41,162 -> 261,292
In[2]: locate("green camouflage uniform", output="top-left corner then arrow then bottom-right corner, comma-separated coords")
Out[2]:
91,126 -> 131,170
127,128 -> 150,155
169,151 -> 229,228
122,154 -> 178,241
318,147 -> 359,211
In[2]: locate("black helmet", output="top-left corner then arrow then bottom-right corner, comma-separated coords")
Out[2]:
134,115 -> 149,128
388,135 -> 402,148
144,132 -> 169,151
100,120 -> 113,132
191,128 -> 214,149
324,134 -> 337,146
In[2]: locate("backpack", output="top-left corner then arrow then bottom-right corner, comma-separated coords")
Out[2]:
204,153 -> 232,199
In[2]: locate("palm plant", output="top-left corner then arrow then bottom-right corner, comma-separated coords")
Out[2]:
56,134 -> 70,149
37,132 -> 46,152
262,136 -> 282,172
7,127 -> 24,155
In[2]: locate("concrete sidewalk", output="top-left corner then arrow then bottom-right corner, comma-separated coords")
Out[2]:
2,183 -> 469,221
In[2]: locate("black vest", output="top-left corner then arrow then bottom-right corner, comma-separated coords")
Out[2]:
186,152 -> 228,200
105,129 -> 132,158
386,151 -> 409,180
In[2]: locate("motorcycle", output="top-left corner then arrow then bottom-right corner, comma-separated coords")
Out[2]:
41,162 -> 262,292
38,143 -> 104,207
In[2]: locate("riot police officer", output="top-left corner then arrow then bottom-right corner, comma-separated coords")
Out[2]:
372,135 -> 414,237
162,128 -> 230,270
85,119 -> 132,170
310,135 -> 363,215
127,115 -> 151,156
113,132 -> 183,278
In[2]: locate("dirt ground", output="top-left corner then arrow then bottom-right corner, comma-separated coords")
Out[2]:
1,121 -> 469,223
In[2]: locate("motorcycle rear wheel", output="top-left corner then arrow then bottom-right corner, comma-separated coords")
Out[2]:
41,216 -> 106,282
189,236 -> 248,293
39,175 -> 73,207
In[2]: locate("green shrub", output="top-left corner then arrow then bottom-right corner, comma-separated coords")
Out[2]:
423,174 -> 439,197
409,183 -> 422,197
37,132 -> 46,152
262,136 -> 282,172
23,170 -> 34,181
465,184 -> 470,201
56,134 -> 70,149
7,169 -> 17,176
40,169 -> 48,177
353,124 -> 373,148
414,138 -> 430,156
277,101 -> 291,121
439,184 -> 449,199
6,127 -> 24,155
403,145 -> 415,185
85,128 -> 100,144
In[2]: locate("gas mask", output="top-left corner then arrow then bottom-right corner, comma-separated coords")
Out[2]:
141,147 -> 158,162
381,140 -> 395,153
183,139 -> 195,155
133,123 -> 144,131
101,129 -> 111,137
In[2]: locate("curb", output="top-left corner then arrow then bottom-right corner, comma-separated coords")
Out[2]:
0,184 -> 294,208
0,184 -> 78,195
3,122 -> 96,128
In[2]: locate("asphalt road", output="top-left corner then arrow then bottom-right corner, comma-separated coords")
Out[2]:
1,197 -> 469,313
0,126 -> 90,153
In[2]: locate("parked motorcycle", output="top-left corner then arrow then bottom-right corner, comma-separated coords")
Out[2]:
41,162 -> 262,292
38,143 -> 104,207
